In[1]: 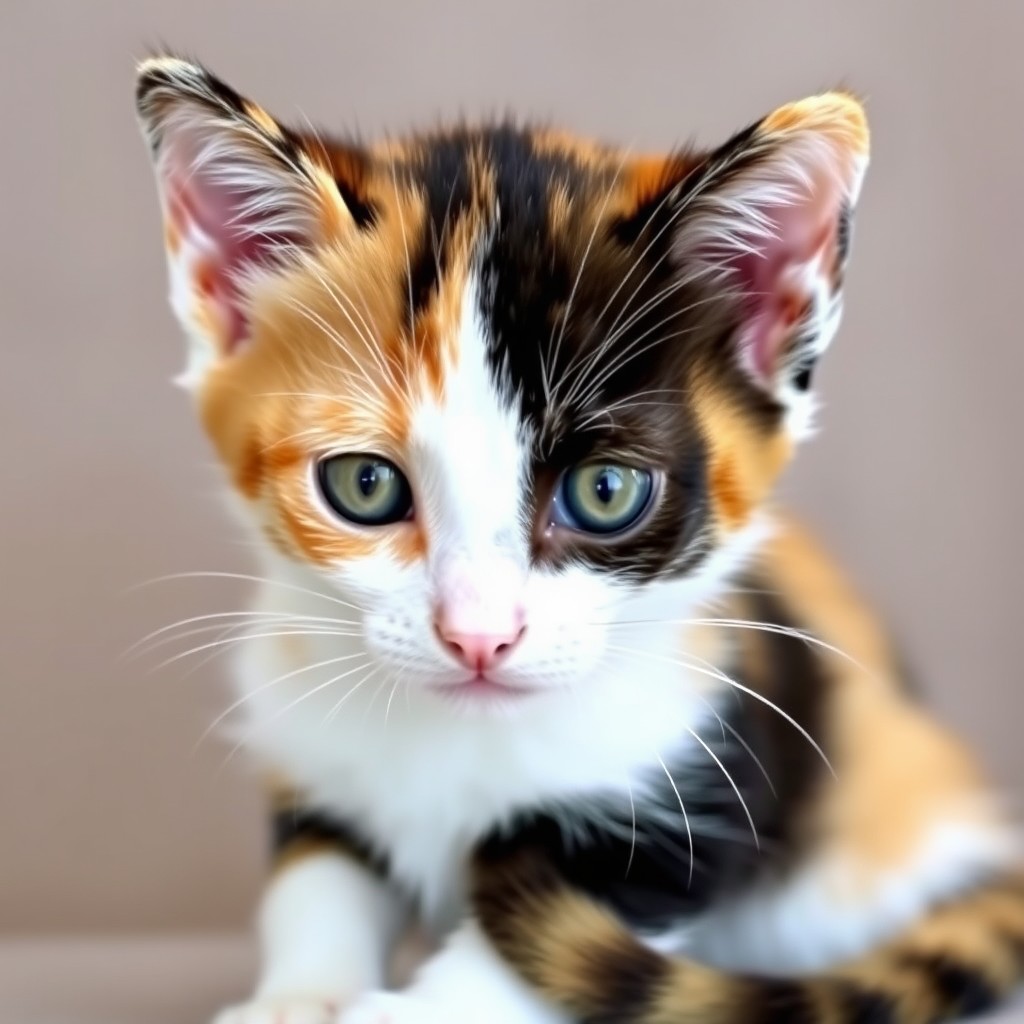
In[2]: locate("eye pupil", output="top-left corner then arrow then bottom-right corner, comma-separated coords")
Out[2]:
358,464 -> 379,496
594,469 -> 621,505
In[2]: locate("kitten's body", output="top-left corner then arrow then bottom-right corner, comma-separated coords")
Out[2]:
136,57 -> 1022,1024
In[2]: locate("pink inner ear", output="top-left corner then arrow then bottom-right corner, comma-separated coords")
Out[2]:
725,186 -> 839,384
164,176 -> 254,349
159,127 -> 303,353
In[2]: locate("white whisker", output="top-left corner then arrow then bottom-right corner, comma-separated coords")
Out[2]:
129,571 -> 367,615
655,753 -> 694,888
193,651 -> 368,754
686,726 -> 759,850
324,664 -> 382,727
546,152 -> 630,404
604,642 -> 835,778
150,627 -> 362,673
125,609 -> 358,660
626,782 -> 637,880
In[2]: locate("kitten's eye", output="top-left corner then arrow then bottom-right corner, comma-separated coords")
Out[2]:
554,463 -> 654,536
317,455 -> 413,526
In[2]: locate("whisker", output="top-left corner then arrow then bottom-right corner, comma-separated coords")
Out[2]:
546,151 -> 630,404
312,269 -> 412,394
383,677 -> 403,729
585,178 -> 684,338
313,267 -> 384,362
151,628 -> 361,673
388,160 -> 418,378
604,642 -> 834,778
131,618 -> 342,662
625,782 -> 637,880
128,571 -> 367,615
360,670 -> 392,729
323,663 -> 381,728
603,615 -> 866,676
193,650 -> 368,754
565,294 -> 721,411
283,295 -> 386,395
686,726 -> 759,850
655,754 -> 694,888
125,609 -> 359,660
720,718 -> 777,798
223,659 -> 376,768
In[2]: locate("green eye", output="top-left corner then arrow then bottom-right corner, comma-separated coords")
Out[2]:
317,454 -> 413,526
557,463 -> 655,535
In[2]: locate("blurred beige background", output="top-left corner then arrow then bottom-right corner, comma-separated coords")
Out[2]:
2,0 -> 1022,943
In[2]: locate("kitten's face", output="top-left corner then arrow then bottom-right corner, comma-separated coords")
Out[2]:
137,58 -> 868,707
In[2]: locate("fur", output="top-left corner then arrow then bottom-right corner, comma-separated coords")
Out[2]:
134,55 -> 1022,1024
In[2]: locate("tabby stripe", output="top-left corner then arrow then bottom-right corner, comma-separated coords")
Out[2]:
471,850 -> 1024,1024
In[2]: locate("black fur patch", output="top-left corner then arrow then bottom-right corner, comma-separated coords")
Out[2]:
746,979 -> 820,1024
271,807 -> 387,874
577,941 -> 670,1024
837,201 -> 853,266
476,586 -> 832,932
792,363 -> 814,392
333,177 -> 377,230
900,953 -> 1001,1017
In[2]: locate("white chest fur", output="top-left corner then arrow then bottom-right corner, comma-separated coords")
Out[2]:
229,604 -> 710,927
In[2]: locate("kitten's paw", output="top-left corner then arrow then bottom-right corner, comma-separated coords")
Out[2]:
213,995 -> 342,1024
338,992 -> 439,1024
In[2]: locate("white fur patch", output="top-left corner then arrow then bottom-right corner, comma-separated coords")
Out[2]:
650,814 -> 1020,975
256,852 -> 402,998
213,852 -> 403,1024
340,921 -> 568,1024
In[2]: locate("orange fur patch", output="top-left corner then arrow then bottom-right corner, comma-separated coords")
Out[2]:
759,519 -> 1003,878
692,382 -> 792,534
761,91 -> 870,157
190,159 -> 480,570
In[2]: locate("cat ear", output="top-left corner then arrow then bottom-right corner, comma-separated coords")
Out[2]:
135,57 -> 356,383
671,92 -> 869,436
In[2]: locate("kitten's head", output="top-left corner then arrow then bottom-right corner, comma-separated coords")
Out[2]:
136,57 -> 868,709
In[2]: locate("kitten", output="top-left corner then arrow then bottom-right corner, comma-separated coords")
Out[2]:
135,56 -> 1023,1024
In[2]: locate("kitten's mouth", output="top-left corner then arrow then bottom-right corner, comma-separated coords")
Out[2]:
429,673 -> 535,703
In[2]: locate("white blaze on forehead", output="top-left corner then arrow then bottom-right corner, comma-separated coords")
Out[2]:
409,271 -> 529,572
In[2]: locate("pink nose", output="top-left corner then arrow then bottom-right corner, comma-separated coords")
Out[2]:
434,622 -> 526,673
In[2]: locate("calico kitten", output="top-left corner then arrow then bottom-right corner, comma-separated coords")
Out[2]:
135,56 -> 1023,1024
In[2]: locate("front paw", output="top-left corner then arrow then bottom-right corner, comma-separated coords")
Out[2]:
213,995 -> 342,1024
338,992 -> 440,1024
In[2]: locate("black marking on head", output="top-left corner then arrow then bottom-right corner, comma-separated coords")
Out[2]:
399,133 -> 477,318
477,127 -> 583,412
475,584 -> 832,932
333,177 -> 377,230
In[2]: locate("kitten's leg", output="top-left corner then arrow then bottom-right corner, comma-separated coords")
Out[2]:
215,833 -> 403,1024
339,919 -> 569,1024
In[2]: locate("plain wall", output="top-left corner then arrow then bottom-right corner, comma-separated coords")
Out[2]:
2,0 -> 1022,935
